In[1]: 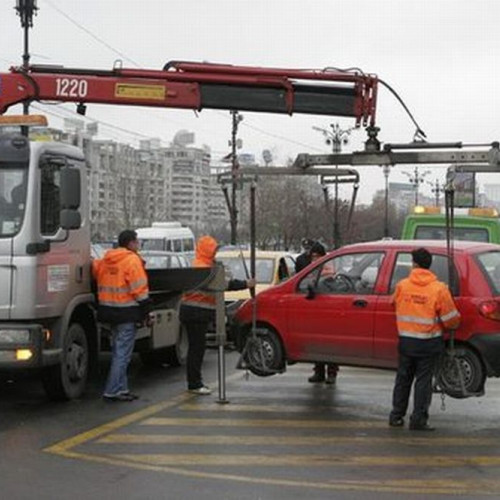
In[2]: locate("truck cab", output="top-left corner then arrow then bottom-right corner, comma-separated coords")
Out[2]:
0,121 -> 96,399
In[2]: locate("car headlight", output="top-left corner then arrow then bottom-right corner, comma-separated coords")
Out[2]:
0,329 -> 30,343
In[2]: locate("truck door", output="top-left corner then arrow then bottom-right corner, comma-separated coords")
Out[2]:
0,134 -> 29,318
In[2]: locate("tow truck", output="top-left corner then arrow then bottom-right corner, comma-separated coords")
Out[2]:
0,61 -> 380,400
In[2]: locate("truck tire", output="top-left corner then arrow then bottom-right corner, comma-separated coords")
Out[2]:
42,323 -> 89,401
435,346 -> 486,399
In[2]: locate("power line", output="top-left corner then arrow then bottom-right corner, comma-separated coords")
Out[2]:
45,0 -> 141,68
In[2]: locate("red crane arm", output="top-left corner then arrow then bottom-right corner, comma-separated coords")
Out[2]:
0,61 -> 378,126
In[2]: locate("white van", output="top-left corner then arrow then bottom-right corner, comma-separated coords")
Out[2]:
136,222 -> 195,259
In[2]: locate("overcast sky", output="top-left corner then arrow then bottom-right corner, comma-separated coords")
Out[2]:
1,0 -> 500,203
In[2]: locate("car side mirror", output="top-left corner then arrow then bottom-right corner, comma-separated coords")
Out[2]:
306,283 -> 316,300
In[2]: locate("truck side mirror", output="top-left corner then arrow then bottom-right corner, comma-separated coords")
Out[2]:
60,209 -> 81,230
60,166 -> 81,209
59,166 -> 81,230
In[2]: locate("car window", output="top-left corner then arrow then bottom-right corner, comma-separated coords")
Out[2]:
389,252 -> 459,294
298,252 -> 385,295
476,251 -> 500,295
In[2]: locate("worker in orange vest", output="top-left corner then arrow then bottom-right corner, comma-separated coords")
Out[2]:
389,247 -> 460,430
180,235 -> 255,395
93,230 -> 153,402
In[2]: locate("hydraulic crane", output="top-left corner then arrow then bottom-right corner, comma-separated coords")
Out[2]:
0,60 -> 378,130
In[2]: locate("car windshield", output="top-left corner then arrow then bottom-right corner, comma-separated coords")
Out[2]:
218,257 -> 275,284
476,251 -> 500,294
0,167 -> 27,237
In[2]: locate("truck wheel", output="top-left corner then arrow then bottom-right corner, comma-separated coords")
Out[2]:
243,327 -> 285,377
165,324 -> 188,367
435,346 -> 486,399
42,323 -> 89,401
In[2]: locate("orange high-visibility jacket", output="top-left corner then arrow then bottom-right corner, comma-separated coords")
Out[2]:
182,235 -> 218,310
92,247 -> 151,324
393,268 -> 460,340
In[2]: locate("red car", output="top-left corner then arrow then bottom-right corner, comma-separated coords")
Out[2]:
232,240 -> 500,398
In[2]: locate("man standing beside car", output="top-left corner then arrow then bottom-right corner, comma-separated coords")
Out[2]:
389,247 -> 460,431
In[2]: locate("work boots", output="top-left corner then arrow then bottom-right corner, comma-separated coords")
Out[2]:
308,364 -> 325,383
325,364 -> 338,385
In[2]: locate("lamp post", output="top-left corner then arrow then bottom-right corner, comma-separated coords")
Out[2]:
381,165 -> 392,237
15,0 -> 38,123
428,179 -> 443,207
402,167 -> 431,206
313,123 -> 353,248
229,110 -> 243,244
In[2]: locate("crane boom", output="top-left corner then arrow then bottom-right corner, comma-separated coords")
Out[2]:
0,61 -> 378,127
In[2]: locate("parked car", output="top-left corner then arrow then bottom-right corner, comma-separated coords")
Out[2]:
141,250 -> 191,270
232,239 -> 500,398
216,250 -> 296,308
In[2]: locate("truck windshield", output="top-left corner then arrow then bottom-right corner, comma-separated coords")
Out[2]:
0,167 -> 27,237
415,225 -> 489,242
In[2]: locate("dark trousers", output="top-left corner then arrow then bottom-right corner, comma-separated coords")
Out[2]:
180,305 -> 213,390
390,337 -> 442,426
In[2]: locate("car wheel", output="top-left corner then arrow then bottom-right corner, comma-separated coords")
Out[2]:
242,327 -> 285,377
42,323 -> 89,401
435,346 -> 486,399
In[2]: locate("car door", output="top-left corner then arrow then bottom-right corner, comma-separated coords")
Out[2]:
286,251 -> 385,363
373,251 -> 457,364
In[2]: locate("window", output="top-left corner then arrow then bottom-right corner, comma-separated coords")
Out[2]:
298,252 -> 385,295
476,251 -> 500,295
40,164 -> 61,235
389,252 -> 459,294
415,225 -> 489,242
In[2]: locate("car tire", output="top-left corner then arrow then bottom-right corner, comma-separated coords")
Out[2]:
435,346 -> 486,399
242,327 -> 285,377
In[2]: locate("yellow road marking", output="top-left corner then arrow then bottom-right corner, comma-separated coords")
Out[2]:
113,453 -> 500,467
179,402 -> 335,413
98,433 -> 496,447
142,417 -> 387,428
43,393 -> 192,454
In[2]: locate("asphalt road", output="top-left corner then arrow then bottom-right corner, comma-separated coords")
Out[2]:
2,350 -> 500,500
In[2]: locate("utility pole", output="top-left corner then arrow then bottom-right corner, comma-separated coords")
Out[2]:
402,167 -> 431,206
313,123 -> 353,248
15,0 -> 38,134
380,165 -> 392,237
229,110 -> 243,245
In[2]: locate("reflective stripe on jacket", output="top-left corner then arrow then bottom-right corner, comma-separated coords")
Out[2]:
393,268 -> 460,340
92,247 -> 151,324
182,235 -> 218,310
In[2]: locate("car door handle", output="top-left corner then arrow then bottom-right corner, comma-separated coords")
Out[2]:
353,299 -> 368,308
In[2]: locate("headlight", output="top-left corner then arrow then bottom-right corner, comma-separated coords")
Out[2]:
0,329 -> 30,343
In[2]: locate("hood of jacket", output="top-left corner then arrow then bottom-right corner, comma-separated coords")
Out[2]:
102,247 -> 138,265
408,267 -> 437,286
194,235 -> 218,267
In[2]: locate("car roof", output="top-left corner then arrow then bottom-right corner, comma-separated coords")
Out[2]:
338,239 -> 500,254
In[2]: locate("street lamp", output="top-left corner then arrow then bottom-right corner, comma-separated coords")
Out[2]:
313,123 -> 353,248
402,167 -> 431,206
229,110 -> 243,244
15,0 -> 38,121
380,165 -> 392,237
427,178 -> 444,207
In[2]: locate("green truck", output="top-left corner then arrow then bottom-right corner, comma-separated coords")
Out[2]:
401,207 -> 500,243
